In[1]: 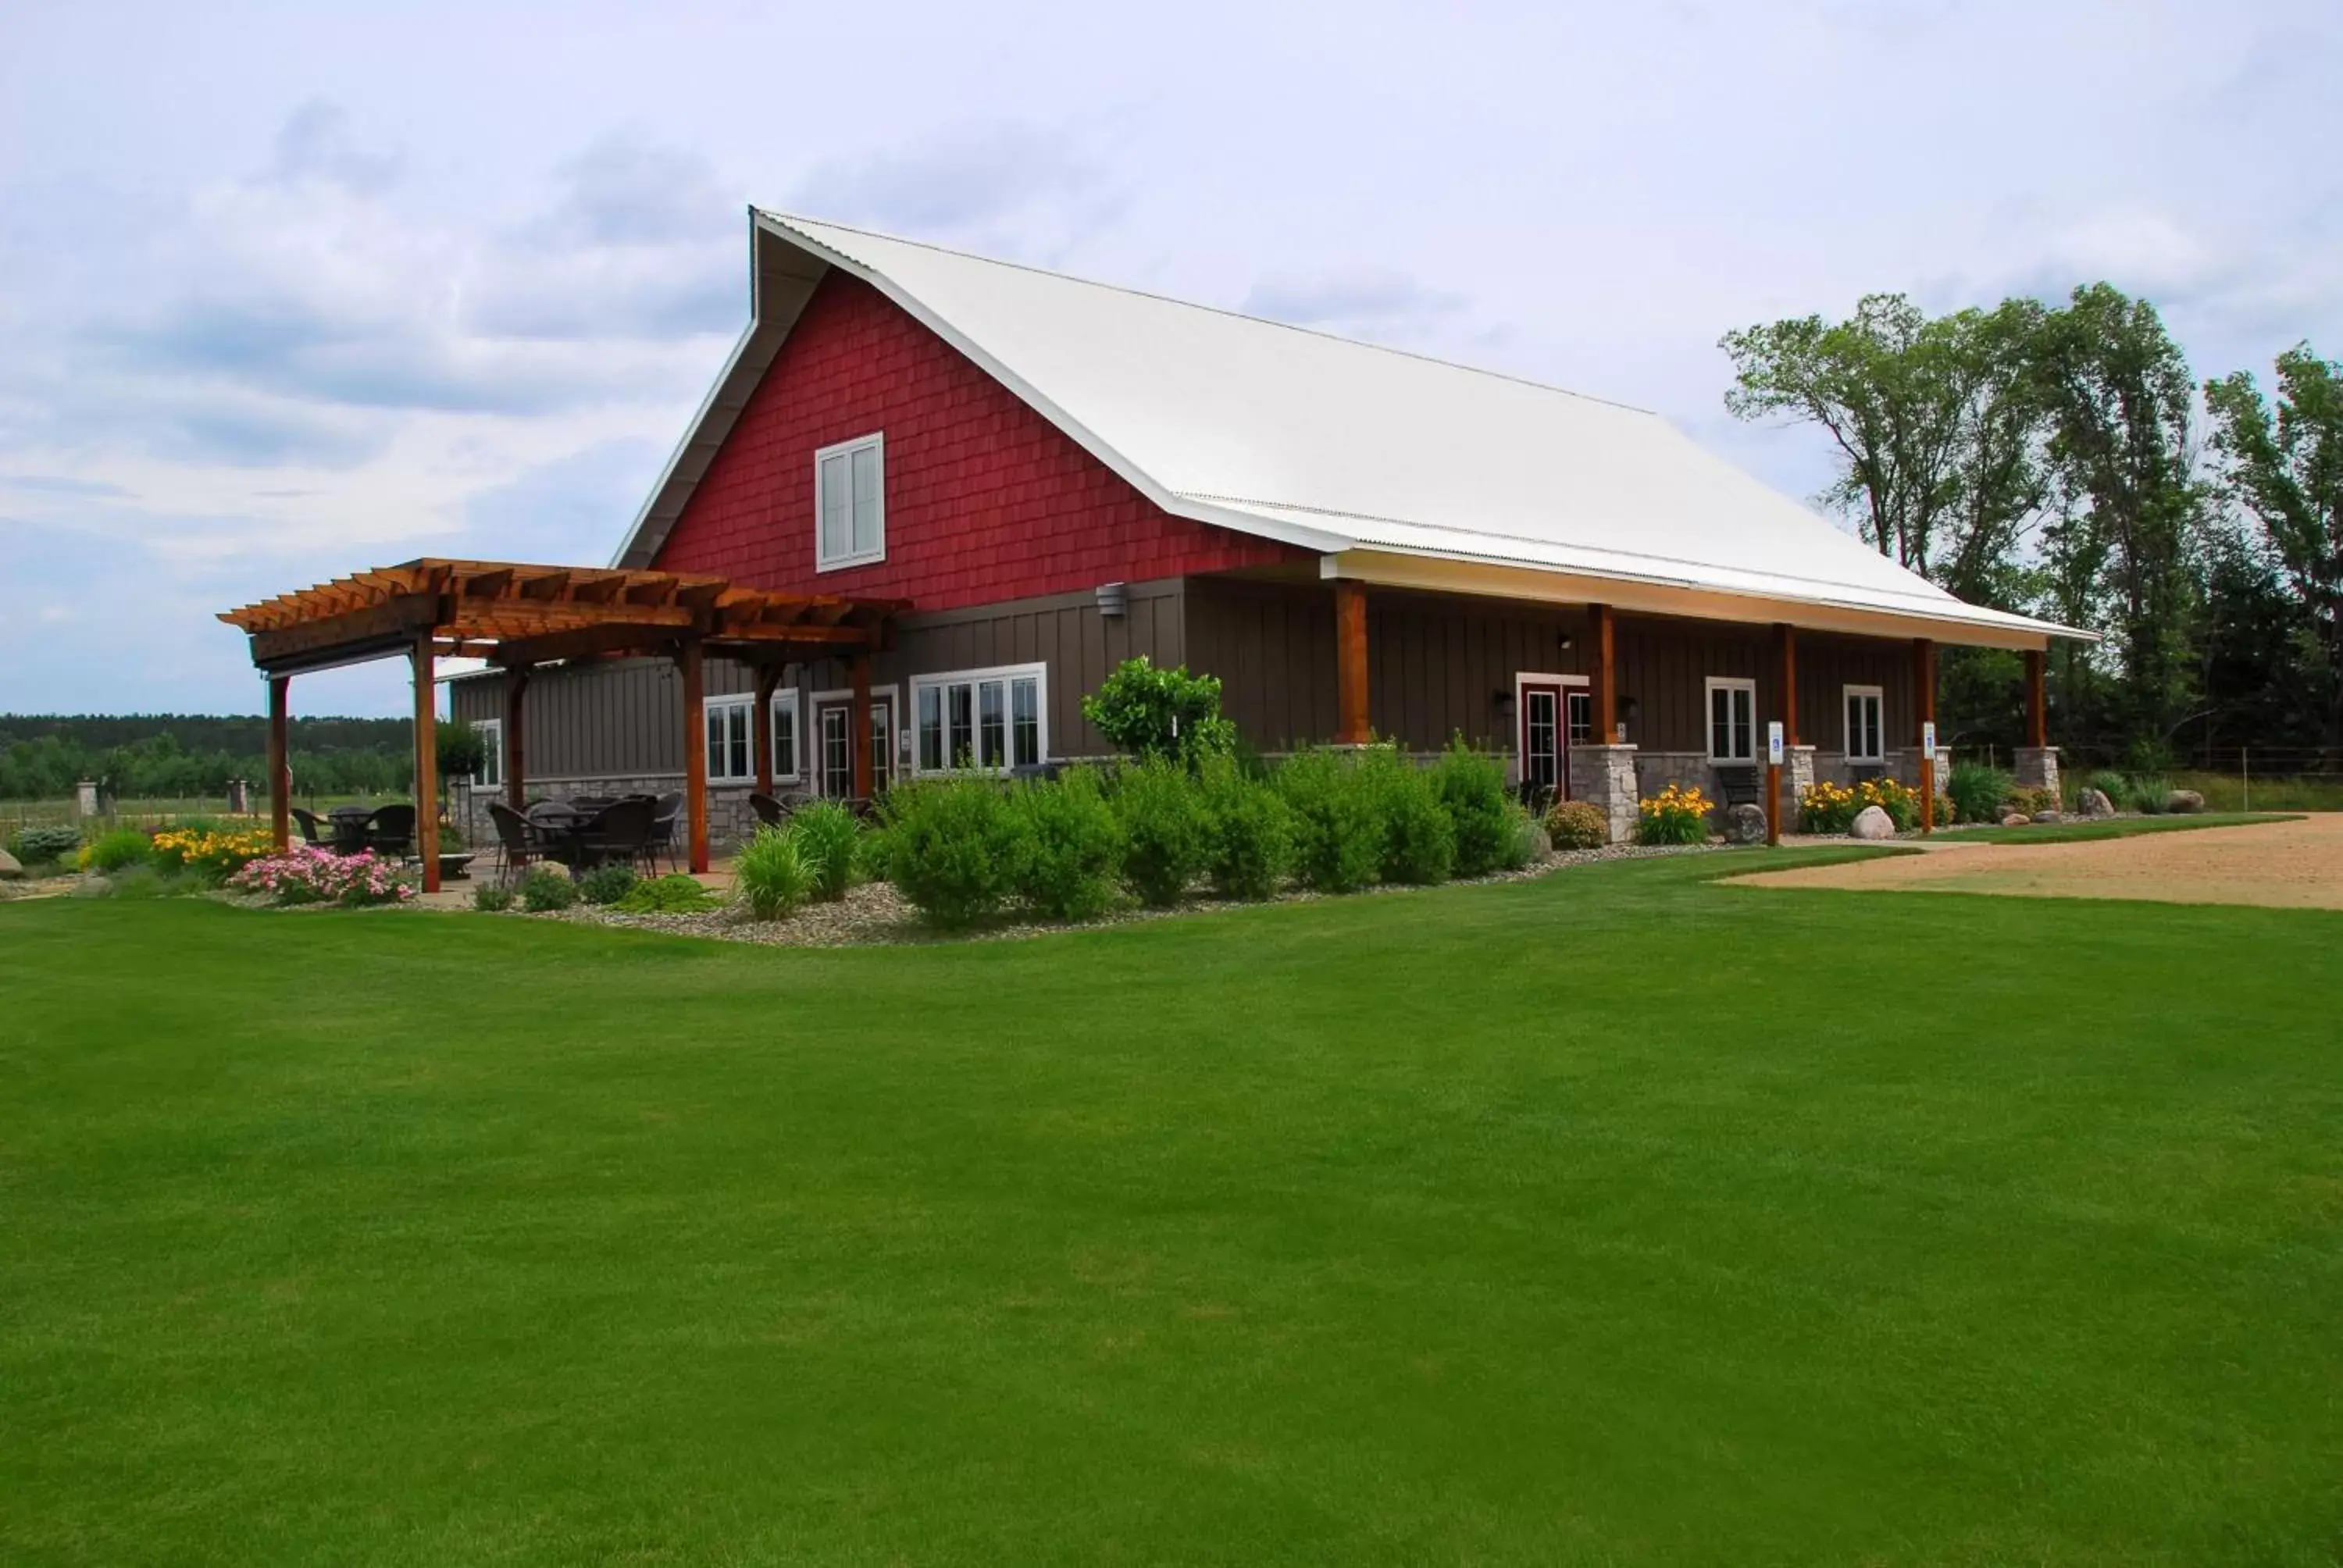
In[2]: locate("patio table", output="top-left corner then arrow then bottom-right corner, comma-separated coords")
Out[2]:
325,805 -> 374,853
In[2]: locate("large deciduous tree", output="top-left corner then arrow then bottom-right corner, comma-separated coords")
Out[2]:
2205,344 -> 2343,752
2028,284 -> 2206,763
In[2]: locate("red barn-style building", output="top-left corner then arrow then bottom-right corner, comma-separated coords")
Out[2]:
451,211 -> 2081,846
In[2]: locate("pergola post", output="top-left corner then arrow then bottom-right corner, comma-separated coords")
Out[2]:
851,654 -> 873,800
1914,637 -> 1937,835
267,675 -> 291,852
412,633 -> 440,893
1591,603 -> 1617,742
679,639 -> 708,874
1334,581 -> 1370,744
754,663 -> 781,797
504,668 -> 530,812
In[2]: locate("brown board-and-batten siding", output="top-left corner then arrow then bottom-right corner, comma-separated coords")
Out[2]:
1182,576 -> 1919,761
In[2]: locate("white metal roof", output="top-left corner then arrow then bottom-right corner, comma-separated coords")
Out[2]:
616,210 -> 2081,647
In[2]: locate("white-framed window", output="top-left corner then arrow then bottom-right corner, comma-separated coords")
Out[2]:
1844,685 -> 1885,763
769,688 -> 801,785
911,663 -> 1046,774
1565,690 -> 1592,744
815,432 -> 885,571
706,693 -> 755,783
1705,677 -> 1756,763
473,718 -> 503,789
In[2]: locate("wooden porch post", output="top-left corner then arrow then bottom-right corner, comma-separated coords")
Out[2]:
851,654 -> 873,800
754,664 -> 781,797
504,668 -> 530,812
1591,603 -> 1617,743
679,640 -> 708,873
267,675 -> 291,851
2025,647 -> 2048,749
412,633 -> 440,893
1334,581 -> 1370,744
1771,623 -> 1801,846
1914,637 -> 1937,835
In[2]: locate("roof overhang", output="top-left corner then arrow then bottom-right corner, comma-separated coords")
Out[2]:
1318,550 -> 2090,650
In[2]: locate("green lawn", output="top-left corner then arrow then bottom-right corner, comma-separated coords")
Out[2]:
1935,810 -> 2298,844
5,857 -> 2341,1565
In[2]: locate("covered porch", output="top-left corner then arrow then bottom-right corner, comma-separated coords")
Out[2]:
219,558 -> 904,891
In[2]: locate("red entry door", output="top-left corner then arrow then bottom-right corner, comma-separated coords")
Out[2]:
1519,680 -> 1566,803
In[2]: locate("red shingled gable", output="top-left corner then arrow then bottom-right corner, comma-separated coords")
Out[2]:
653,273 -> 1303,605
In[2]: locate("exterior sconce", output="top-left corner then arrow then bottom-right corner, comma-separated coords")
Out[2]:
1095,582 -> 1128,618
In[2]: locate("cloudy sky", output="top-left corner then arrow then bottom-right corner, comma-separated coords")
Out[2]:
3,0 -> 2337,715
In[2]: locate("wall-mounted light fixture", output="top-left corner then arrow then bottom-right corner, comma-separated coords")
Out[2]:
1492,688 -> 1515,713
1095,582 -> 1128,618
1558,633 -> 1574,651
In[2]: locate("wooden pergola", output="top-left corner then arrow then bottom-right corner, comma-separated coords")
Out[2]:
220,558 -> 904,891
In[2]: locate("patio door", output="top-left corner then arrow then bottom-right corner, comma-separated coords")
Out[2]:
815,696 -> 893,798
1518,679 -> 1565,803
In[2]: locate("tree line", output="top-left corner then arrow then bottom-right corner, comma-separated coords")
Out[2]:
0,715 -> 420,800
1721,286 -> 2341,768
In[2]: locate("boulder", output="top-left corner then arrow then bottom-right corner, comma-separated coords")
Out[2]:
2166,789 -> 2205,814
1849,804 -> 1896,840
1723,802 -> 1767,844
2078,788 -> 2117,818
2001,812 -> 2031,828
2032,810 -> 2061,824
0,848 -> 21,881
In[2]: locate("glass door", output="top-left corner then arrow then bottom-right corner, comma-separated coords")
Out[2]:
1519,681 -> 1563,803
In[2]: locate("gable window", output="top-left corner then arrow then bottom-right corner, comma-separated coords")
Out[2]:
1844,685 -> 1885,763
912,664 -> 1046,774
706,693 -> 755,784
815,432 -> 885,571
1705,677 -> 1756,763
769,689 -> 801,784
473,718 -> 503,789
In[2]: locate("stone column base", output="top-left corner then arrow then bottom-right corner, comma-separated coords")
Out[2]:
2014,746 -> 2060,798
1568,743 -> 1640,844
1778,744 -> 1816,832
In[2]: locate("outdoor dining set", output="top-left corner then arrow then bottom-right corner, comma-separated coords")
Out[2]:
485,793 -> 686,885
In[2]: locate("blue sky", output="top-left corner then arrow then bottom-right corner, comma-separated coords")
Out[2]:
3,0 -> 2338,716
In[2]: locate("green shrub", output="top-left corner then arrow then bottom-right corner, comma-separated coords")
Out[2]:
1362,749 -> 1453,885
613,874 -> 720,914
1114,756 -> 1211,907
735,825 -> 815,921
1012,768 -> 1123,921
1276,749 -> 1383,893
2124,775 -> 2172,814
519,866 -> 578,912
1202,764 -> 1294,901
83,828 -> 153,873
2084,770 -> 2130,809
12,824 -> 82,865
1500,804 -> 1543,869
1081,656 -> 1236,764
786,801 -> 861,902
881,778 -> 1031,928
1430,737 -> 1514,877
577,862 -> 639,906
1545,799 -> 1608,850
101,865 -> 179,900
1945,761 -> 2014,825
2010,786 -> 2059,817
472,881 -> 515,912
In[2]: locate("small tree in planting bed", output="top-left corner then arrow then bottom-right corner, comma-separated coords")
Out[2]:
1081,657 -> 1236,765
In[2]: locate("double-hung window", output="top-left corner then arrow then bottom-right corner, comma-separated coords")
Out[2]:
815,433 -> 885,570
912,664 -> 1046,773
473,718 -> 503,789
1705,677 -> 1756,763
1844,685 -> 1885,764
705,693 -> 755,784
769,689 -> 801,784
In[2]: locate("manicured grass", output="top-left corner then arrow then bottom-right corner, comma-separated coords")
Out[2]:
1935,810 -> 2298,844
5,856 -> 2341,1564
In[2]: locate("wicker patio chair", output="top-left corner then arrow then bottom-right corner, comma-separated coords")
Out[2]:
363,804 -> 415,859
